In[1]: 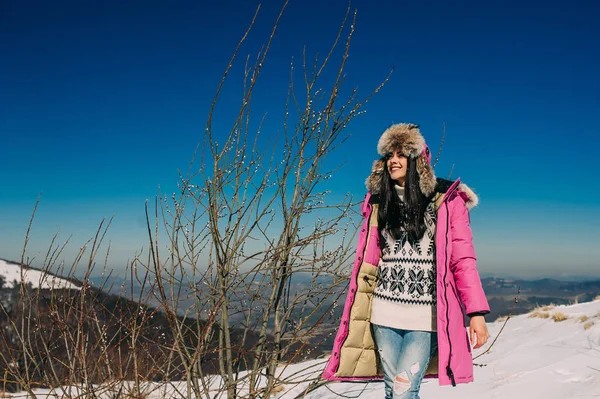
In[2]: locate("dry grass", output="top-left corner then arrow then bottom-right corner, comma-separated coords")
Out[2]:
529,304 -> 555,317
583,321 -> 594,330
495,316 -> 508,323
270,385 -> 286,395
578,315 -> 589,323
529,310 -> 551,319
594,295 -> 600,301
0,392 -> 13,398
552,312 -> 569,322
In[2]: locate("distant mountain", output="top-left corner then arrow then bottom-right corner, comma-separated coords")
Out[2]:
481,277 -> 600,321
0,258 -> 82,290
86,271 -> 600,324
482,277 -> 600,294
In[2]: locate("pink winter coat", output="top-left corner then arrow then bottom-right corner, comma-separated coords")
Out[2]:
322,178 -> 490,386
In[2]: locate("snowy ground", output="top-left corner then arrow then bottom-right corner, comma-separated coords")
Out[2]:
4,294 -> 600,398
0,259 -> 81,290
304,300 -> 600,399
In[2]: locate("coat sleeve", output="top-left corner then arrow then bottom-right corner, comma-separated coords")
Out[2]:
448,195 -> 490,316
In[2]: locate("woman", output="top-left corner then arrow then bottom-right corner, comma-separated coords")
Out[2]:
323,123 -> 490,399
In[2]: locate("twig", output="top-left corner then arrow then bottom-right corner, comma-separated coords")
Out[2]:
433,122 -> 446,168
473,285 -> 521,362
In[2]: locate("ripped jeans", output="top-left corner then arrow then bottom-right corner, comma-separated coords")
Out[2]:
372,324 -> 438,399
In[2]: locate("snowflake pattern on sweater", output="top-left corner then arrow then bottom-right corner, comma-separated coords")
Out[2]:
374,202 -> 437,306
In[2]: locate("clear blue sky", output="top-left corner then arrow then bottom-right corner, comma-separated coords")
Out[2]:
1,0 -> 599,279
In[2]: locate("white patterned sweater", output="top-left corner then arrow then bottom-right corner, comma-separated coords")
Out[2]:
370,186 -> 437,332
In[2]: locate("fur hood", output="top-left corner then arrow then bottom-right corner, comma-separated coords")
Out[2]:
365,159 -> 479,210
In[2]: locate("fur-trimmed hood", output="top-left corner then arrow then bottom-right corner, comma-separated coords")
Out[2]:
365,159 -> 479,210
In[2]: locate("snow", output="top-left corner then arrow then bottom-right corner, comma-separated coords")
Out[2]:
306,300 -> 600,399
4,296 -> 600,398
0,259 -> 81,290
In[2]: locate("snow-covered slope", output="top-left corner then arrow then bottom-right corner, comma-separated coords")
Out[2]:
0,259 -> 81,290
297,300 -> 600,399
7,296 -> 600,398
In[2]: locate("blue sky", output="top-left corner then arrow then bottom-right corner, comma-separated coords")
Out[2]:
1,0 -> 599,278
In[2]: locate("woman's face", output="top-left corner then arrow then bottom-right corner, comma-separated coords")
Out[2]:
387,150 -> 408,186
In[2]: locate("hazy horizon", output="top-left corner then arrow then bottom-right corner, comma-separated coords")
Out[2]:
1,256 -> 599,282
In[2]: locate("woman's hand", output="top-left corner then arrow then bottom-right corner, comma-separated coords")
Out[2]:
469,316 -> 490,349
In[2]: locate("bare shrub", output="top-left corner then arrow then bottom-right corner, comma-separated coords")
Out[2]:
0,214 -> 172,397
579,315 -> 589,323
583,321 -> 594,330
135,3 -> 390,399
4,4 -> 390,398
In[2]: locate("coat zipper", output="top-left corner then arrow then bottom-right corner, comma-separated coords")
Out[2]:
443,196 -> 457,386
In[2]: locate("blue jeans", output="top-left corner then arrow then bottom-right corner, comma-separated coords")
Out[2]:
372,324 -> 438,399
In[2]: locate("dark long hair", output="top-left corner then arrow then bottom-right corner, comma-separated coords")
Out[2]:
378,156 -> 430,243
